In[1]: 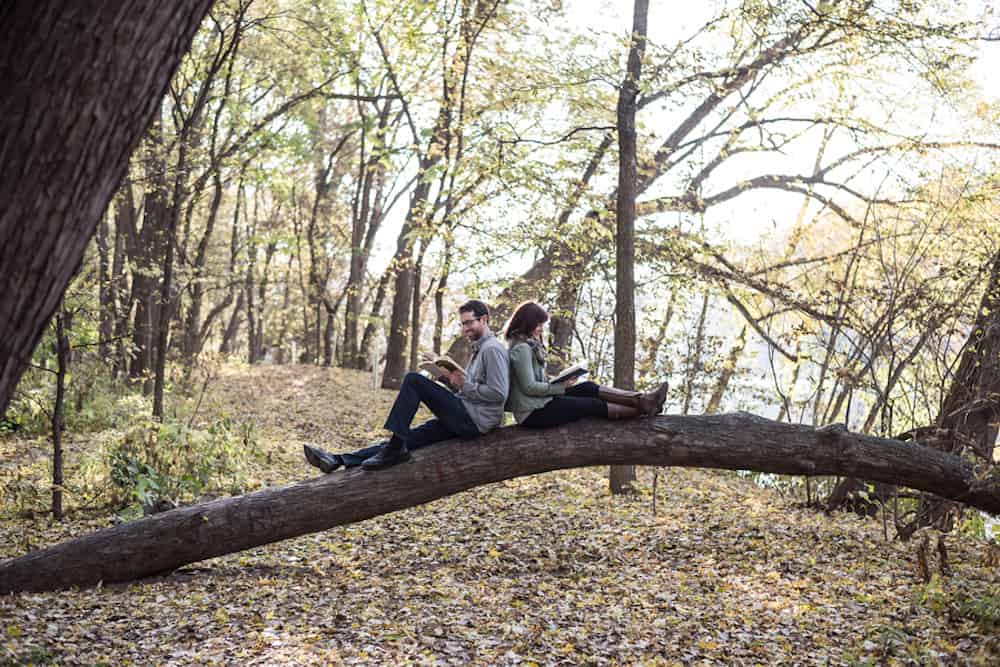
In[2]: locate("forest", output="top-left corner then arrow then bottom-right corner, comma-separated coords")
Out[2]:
2,0 -> 999,663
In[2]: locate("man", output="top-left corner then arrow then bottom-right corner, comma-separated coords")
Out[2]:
303,299 -> 509,471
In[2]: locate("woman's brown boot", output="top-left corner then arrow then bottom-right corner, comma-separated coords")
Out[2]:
606,403 -> 640,420
597,385 -> 641,409
598,381 -> 669,416
639,381 -> 669,416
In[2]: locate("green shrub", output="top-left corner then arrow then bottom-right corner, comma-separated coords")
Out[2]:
105,417 -> 262,513
917,576 -> 1000,633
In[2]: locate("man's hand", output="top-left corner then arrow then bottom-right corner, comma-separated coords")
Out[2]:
449,369 -> 466,388
563,375 -> 579,387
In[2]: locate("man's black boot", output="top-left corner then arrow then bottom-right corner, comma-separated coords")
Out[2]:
361,439 -> 411,470
303,444 -> 342,473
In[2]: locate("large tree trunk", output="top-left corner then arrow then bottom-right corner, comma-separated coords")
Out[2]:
96,213 -> 113,361
382,217 -> 422,387
128,121 -> 172,394
182,170 -> 225,362
0,1 -> 214,416
110,181 -> 136,381
151,164 -> 182,419
218,289 -> 245,354
2,412 -> 999,594
343,100 -> 391,369
609,0 -> 649,496
381,218 -> 420,388
360,267 -> 393,363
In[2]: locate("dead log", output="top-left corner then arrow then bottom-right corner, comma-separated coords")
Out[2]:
2,412 -> 999,594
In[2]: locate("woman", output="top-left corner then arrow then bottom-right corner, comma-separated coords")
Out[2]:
505,302 -> 668,428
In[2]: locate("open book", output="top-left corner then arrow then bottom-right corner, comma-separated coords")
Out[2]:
418,353 -> 466,386
550,363 -> 589,385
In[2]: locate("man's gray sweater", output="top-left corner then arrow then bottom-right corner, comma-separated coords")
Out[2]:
457,329 -> 509,433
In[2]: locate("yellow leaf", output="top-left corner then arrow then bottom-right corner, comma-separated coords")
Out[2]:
696,639 -> 718,651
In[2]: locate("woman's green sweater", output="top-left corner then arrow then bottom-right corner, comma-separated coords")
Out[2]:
505,340 -> 565,423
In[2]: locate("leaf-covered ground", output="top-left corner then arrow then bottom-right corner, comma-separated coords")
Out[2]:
2,364 -> 998,665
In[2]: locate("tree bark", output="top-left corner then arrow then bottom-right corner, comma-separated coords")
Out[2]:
181,169 -> 225,362
96,214 -> 112,361
246,234 -> 259,364
151,170 -> 181,419
609,0 -> 649,496
219,289 -> 245,355
2,412 -> 998,594
51,309 -> 70,521
344,99 -> 392,369
409,240 -> 428,372
128,119 -> 171,395
360,266 -> 393,363
547,280 -> 579,374
274,253 -> 296,363
433,242 -> 452,355
110,194 -> 130,381
206,179 -> 246,355
323,304 -> 336,367
255,241 -> 278,363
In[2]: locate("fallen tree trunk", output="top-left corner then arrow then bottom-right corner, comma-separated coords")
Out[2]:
3,412 -> 998,594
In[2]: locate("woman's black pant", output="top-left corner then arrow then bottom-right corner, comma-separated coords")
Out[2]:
520,381 -> 607,428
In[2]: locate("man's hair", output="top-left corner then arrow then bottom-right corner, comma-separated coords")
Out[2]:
458,299 -> 490,319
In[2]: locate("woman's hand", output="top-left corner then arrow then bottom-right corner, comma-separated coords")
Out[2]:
449,369 -> 466,388
563,376 -> 578,387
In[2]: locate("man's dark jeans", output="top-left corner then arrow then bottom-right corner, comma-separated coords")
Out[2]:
339,372 -> 480,466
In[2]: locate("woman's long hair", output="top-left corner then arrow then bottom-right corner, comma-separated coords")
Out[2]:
505,301 -> 549,341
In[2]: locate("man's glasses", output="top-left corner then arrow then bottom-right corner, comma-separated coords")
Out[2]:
459,316 -> 483,329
